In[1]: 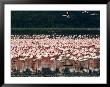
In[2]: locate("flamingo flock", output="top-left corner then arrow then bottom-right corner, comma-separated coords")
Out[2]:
11,34 -> 100,77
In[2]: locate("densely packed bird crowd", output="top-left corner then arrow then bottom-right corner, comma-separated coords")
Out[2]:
11,34 -> 100,77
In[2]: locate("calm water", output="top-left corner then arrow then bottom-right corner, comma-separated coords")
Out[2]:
11,28 -> 100,36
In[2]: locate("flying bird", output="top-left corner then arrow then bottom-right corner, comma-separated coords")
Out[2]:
90,13 -> 99,15
62,11 -> 71,19
82,11 -> 89,14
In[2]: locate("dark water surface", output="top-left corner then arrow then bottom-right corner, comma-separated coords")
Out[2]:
11,28 -> 100,36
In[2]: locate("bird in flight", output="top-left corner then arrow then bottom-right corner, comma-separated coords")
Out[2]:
62,11 -> 71,19
82,11 -> 89,14
90,13 -> 99,15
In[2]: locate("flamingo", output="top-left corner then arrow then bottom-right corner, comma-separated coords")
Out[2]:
62,11 -> 70,19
